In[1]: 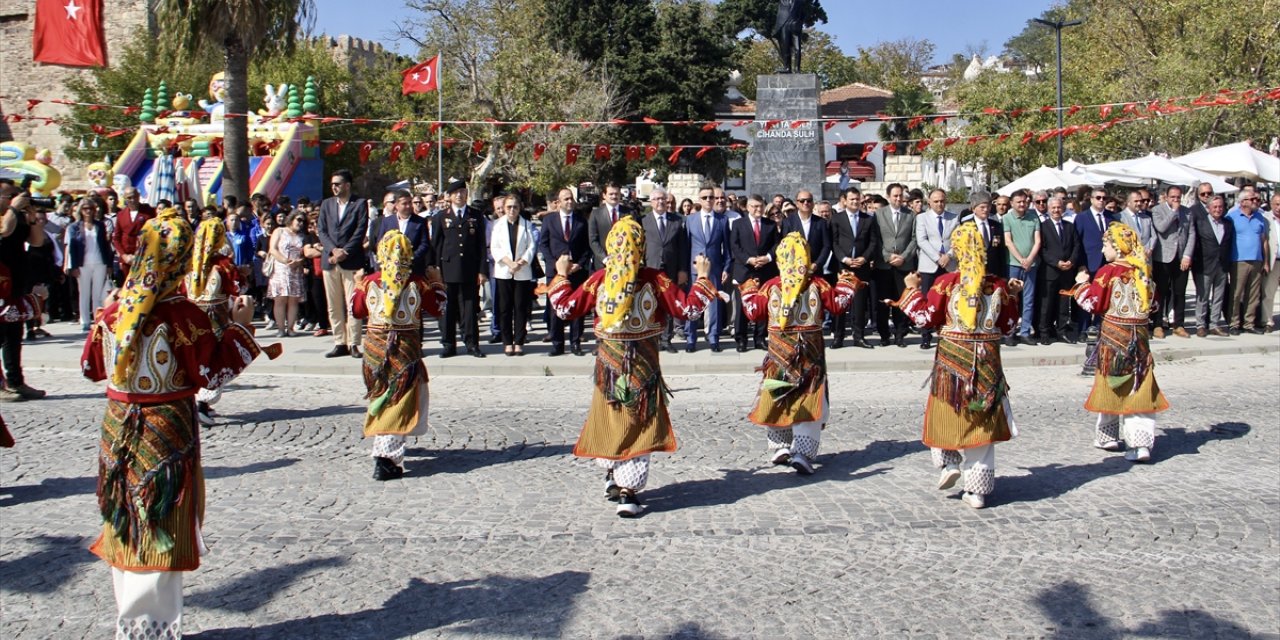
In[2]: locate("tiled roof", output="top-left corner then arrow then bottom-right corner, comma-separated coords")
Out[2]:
714,82 -> 894,118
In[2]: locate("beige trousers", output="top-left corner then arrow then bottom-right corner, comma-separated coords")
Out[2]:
323,267 -> 363,346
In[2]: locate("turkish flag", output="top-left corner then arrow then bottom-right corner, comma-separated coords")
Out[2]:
625,145 -> 640,162
533,142 -> 547,161
401,56 -> 440,95
414,142 -> 432,160
594,144 -> 610,160
358,142 -> 374,164
565,144 -> 581,165
388,142 -> 406,163
33,0 -> 107,67
644,145 -> 658,160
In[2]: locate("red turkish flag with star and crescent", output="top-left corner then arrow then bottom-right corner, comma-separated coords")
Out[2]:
33,0 -> 108,67
401,56 -> 440,95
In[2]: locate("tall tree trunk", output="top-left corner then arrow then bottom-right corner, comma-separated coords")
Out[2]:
223,36 -> 250,204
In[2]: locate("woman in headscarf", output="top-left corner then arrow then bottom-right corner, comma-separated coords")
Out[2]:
739,231 -> 862,475
80,208 -> 276,640
1071,222 -> 1168,463
894,222 -> 1022,509
351,230 -> 446,481
183,217 -> 247,426
549,217 -> 716,517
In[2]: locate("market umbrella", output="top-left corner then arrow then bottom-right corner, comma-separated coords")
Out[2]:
1084,153 -> 1238,193
1174,142 -> 1280,183
996,165 -> 1104,196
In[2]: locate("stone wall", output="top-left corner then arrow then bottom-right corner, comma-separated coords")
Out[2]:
667,173 -> 708,208
0,0 -> 154,187
858,154 -> 927,196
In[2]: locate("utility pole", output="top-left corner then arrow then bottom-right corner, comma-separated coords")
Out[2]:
1033,17 -> 1084,169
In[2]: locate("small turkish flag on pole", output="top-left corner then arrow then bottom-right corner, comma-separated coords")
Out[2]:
33,0 -> 107,67
401,56 -> 440,95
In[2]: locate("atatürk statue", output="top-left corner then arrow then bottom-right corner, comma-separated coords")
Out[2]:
773,0 -> 815,73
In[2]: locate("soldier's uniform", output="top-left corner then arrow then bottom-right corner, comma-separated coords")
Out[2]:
431,201 -> 487,355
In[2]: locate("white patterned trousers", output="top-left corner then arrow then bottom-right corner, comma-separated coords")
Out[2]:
598,455 -> 650,491
931,444 -> 996,495
766,421 -> 823,459
112,568 -> 182,640
1095,413 -> 1156,450
372,435 -> 407,468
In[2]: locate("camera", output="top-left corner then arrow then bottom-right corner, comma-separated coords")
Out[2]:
575,182 -> 601,212
17,176 -> 55,209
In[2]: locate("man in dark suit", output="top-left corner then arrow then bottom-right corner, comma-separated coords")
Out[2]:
730,195 -> 780,352
1188,195 -> 1234,336
872,183 -> 917,347
538,187 -> 592,356
431,180 -> 488,358
962,193 -> 1006,278
830,192 -> 881,348
1073,188 -> 1117,332
640,187 -> 689,352
780,190 -> 832,276
371,190 -> 432,275
317,169 -> 369,358
1037,196 -> 1083,344
587,182 -> 633,271
685,186 -> 731,352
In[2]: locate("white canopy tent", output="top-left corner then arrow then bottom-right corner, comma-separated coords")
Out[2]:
1174,142 -> 1280,183
1082,153 -> 1238,193
996,165 -> 1104,196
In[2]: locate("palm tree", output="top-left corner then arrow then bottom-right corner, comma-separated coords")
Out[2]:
877,86 -> 933,154
156,1 -> 315,203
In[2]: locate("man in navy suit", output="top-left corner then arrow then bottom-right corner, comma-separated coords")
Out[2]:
371,190 -> 432,275
730,195 -> 780,351
1074,188 -> 1117,331
685,186 -> 731,352
538,187 -> 592,356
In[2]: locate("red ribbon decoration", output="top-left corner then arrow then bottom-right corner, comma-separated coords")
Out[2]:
915,139 -> 932,152
882,143 -> 897,154
429,122 -> 443,133
1019,131 -> 1035,145
943,137 -> 959,147
392,120 -> 409,132
823,121 -> 838,131
848,118 -> 867,129
695,146 -> 712,159
667,146 -> 684,165
859,142 -> 877,161
472,139 -> 485,154
789,120 -> 808,129
642,117 -> 661,124
702,122 -> 719,132
907,116 -> 925,130
516,123 -> 536,135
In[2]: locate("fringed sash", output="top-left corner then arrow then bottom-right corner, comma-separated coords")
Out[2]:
931,336 -> 1007,414
594,337 -> 669,422
363,327 -> 422,416
97,400 -> 196,560
1097,319 -> 1151,393
758,329 -> 825,401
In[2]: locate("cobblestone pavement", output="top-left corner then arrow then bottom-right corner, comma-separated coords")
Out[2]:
1,353 -> 1277,639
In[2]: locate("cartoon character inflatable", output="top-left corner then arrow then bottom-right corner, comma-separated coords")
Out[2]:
0,141 -> 61,195
197,71 -> 228,122
258,83 -> 289,121
86,156 -> 112,188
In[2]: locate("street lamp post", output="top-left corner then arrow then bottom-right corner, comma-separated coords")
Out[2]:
1033,17 -> 1083,169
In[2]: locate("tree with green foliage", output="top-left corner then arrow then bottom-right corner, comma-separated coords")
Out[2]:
851,38 -> 936,92
877,86 -> 935,152
154,0 -> 315,202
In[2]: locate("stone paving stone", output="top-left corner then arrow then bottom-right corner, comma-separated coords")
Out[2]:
0,354 -> 1276,638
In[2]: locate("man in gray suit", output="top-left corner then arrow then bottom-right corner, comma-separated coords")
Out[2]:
1150,185 -> 1192,338
640,187 -> 689,351
317,169 -> 368,358
873,183 -> 917,347
915,188 -> 959,349
587,182 -> 630,271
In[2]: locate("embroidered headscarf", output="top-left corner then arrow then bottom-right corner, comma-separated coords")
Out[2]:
112,207 -> 193,387
598,216 -> 644,332
949,222 -> 987,330
776,231 -> 811,329
186,217 -> 228,297
1105,221 -> 1153,312
377,229 -> 413,309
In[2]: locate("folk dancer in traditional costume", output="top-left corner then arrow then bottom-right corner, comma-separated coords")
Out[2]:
81,208 -> 278,640
894,222 -> 1021,509
0,262 -> 46,447
549,217 -> 716,517
183,218 -> 247,426
1070,222 -> 1168,463
739,232 -> 860,475
351,230 -> 446,481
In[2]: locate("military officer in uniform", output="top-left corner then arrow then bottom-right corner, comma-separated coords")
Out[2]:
431,180 -> 488,357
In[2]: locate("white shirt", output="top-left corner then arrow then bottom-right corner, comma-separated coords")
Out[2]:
397,216 -> 409,234
82,224 -> 105,266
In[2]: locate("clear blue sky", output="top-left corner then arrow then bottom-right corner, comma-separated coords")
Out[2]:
312,0 -> 1058,64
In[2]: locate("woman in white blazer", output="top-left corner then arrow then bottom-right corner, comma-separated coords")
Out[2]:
490,194 -> 537,355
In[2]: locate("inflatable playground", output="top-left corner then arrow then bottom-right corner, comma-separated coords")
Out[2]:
110,73 -> 325,205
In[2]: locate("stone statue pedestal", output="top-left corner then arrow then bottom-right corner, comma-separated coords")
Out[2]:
747,74 -> 824,199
